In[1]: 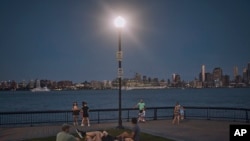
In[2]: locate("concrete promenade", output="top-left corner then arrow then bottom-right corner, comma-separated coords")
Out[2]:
0,119 -> 248,141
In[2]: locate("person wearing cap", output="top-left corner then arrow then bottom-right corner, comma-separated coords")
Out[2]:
56,123 -> 80,141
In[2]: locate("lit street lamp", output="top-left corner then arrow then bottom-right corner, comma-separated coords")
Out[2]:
114,16 -> 126,129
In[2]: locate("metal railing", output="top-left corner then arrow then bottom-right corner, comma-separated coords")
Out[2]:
0,106 -> 249,127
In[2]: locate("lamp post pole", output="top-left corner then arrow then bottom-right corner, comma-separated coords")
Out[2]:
118,28 -> 123,128
114,16 -> 125,129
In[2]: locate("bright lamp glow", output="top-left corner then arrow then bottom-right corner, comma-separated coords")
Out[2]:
114,16 -> 126,28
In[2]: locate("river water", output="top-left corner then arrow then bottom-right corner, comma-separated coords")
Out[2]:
0,88 -> 250,112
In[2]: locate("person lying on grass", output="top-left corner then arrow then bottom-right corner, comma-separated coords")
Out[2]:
76,129 -> 115,141
75,117 -> 140,141
116,117 -> 140,141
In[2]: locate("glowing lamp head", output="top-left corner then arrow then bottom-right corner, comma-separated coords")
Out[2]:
114,16 -> 126,28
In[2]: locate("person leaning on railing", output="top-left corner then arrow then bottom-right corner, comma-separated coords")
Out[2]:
172,102 -> 181,125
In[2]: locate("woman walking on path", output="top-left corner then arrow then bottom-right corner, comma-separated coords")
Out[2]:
81,101 -> 90,126
172,102 -> 181,125
72,102 -> 80,126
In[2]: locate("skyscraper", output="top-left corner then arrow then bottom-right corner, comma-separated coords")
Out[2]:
248,62 -> 250,81
243,68 -> 247,82
233,66 -> 238,80
213,67 -> 223,81
213,67 -> 223,87
202,65 -> 205,82
172,73 -> 176,83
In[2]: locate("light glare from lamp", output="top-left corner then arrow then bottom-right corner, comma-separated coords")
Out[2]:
114,16 -> 126,28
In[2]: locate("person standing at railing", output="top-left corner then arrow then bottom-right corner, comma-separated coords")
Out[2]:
180,105 -> 185,120
81,101 -> 90,126
56,123 -> 80,141
72,102 -> 80,126
172,102 -> 181,125
134,99 -> 146,112
138,108 -> 146,123
134,99 -> 146,123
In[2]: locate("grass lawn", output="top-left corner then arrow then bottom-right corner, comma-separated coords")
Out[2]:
24,128 -> 175,141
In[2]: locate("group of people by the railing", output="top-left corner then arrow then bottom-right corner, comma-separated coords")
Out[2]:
134,99 -> 185,125
72,99 -> 147,127
172,102 -> 185,125
72,101 -> 91,127
59,99 -> 146,141
73,99 -> 185,126
56,117 -> 140,141
62,99 -> 183,141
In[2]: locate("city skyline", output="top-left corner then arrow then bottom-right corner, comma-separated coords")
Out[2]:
1,0 -> 250,83
1,62 -> 249,83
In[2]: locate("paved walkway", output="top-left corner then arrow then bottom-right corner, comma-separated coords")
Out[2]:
0,119 -> 249,141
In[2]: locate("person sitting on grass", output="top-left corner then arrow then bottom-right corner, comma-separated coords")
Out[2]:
116,117 -> 140,141
56,123 -> 80,141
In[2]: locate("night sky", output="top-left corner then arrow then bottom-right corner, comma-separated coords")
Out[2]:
1,0 -> 250,82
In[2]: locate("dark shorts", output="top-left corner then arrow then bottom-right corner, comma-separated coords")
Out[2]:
83,113 -> 89,118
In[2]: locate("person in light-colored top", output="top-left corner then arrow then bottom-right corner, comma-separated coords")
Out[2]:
180,105 -> 185,120
134,99 -> 145,111
172,102 -> 181,125
56,123 -> 80,141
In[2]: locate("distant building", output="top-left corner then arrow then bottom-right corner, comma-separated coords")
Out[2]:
213,67 -> 223,80
235,75 -> 242,83
172,73 -> 176,83
57,80 -> 73,89
91,80 -> 103,90
18,80 -> 27,90
247,62 -> 250,82
134,73 -> 142,82
233,66 -> 238,81
103,80 -> 112,89
142,75 -> 148,83
172,74 -> 181,87
213,67 -> 223,87
27,80 -> 35,89
222,75 -> 230,87
204,72 -> 213,88
243,68 -> 248,83
202,65 -> 205,83
205,73 -> 212,82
